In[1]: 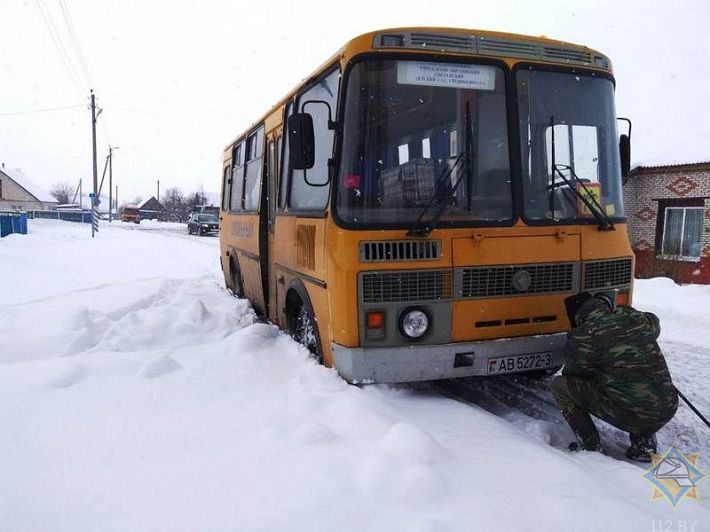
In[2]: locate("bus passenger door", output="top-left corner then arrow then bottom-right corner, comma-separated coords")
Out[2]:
265,131 -> 281,323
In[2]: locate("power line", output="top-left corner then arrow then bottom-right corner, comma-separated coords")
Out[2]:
57,0 -> 93,89
0,104 -> 84,117
100,117 -> 111,145
104,91 -> 244,115
54,0 -> 111,149
112,106 -> 233,123
34,0 -> 87,98
33,1 -> 112,147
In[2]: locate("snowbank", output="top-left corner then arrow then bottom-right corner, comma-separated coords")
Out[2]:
0,220 -> 708,531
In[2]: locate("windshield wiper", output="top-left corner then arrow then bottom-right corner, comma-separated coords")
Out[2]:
552,163 -> 614,231
406,152 -> 465,237
548,115 -> 614,231
407,103 -> 474,238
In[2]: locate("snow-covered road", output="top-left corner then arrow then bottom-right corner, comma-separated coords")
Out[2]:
1,220 -> 708,531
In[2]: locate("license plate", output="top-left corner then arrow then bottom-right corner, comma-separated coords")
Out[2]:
487,353 -> 553,375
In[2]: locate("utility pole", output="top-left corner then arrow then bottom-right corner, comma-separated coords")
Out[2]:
108,145 -> 119,222
157,179 -> 160,202
115,185 -> 118,217
90,90 -> 100,237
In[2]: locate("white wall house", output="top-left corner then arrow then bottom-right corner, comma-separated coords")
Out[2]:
0,164 -> 56,211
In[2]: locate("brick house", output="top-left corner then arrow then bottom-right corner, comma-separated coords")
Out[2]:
623,161 -> 710,283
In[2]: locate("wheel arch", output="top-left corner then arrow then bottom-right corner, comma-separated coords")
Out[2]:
225,247 -> 243,295
285,277 -> 325,364
285,278 -> 314,325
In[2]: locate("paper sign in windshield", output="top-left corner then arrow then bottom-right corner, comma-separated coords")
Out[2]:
577,182 -> 602,217
397,62 -> 495,91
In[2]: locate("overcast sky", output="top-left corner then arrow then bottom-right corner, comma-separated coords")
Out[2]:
1,0 -> 708,202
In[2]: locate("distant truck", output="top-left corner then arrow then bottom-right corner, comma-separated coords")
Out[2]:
121,205 -> 141,224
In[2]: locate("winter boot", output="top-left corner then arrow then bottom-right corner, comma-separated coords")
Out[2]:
562,408 -> 603,454
626,433 -> 658,462
568,441 -> 606,453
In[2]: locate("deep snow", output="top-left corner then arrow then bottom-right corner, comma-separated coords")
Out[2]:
0,219 -> 708,531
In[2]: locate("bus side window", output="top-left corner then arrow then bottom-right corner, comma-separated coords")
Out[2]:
221,165 -> 231,211
244,126 -> 265,211
289,68 -> 340,211
267,138 -> 277,231
279,102 -> 293,211
276,136 -> 282,195
230,142 -> 245,211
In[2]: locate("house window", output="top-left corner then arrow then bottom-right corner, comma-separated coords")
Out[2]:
661,206 -> 704,259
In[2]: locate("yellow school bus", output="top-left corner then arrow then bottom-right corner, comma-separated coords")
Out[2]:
220,27 -> 634,383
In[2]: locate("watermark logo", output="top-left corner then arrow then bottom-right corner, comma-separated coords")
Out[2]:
644,446 -> 706,508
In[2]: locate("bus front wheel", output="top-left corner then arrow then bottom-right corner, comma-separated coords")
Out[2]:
287,294 -> 324,365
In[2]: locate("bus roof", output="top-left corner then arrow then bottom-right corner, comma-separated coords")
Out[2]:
223,26 -> 612,153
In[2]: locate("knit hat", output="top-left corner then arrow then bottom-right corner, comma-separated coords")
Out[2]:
564,292 -> 613,327
564,292 -> 592,327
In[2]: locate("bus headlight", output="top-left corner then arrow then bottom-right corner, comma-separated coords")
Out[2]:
400,309 -> 429,339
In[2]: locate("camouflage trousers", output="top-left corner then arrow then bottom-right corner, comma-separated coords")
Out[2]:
550,375 -> 667,437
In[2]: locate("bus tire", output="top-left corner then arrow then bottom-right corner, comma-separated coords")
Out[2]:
286,289 -> 324,365
228,255 -> 245,299
519,366 -> 562,380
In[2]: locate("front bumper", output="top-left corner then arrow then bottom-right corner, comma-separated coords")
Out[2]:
332,333 -> 566,383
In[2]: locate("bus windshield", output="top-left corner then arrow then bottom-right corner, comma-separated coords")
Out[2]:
337,59 -> 513,227
517,69 -> 624,223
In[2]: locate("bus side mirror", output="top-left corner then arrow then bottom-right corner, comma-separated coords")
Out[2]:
288,113 -> 315,170
619,134 -> 631,178
617,117 -> 632,179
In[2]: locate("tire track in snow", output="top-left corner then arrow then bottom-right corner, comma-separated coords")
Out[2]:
64,277 -> 253,356
0,277 -> 169,309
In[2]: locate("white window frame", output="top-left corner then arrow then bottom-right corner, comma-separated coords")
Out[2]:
660,206 -> 704,259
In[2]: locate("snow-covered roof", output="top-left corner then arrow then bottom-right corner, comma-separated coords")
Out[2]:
138,197 -> 157,209
0,166 -> 56,203
631,160 -> 710,175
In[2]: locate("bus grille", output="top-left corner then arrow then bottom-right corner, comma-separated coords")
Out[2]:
458,263 -> 576,299
410,32 -> 476,51
360,270 -> 452,303
583,258 -> 633,290
478,37 -> 538,58
541,45 -> 592,63
360,240 -> 441,262
373,32 -> 602,68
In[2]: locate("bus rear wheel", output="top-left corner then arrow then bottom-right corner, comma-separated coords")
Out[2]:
228,257 -> 245,299
288,296 -> 323,365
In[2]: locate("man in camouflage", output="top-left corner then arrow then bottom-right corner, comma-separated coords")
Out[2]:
551,292 -> 678,462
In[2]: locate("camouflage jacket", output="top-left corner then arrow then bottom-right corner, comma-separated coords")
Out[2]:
562,304 -> 678,424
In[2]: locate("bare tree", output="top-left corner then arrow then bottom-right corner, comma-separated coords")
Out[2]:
50,181 -> 74,204
162,187 -> 188,222
187,187 -> 209,213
